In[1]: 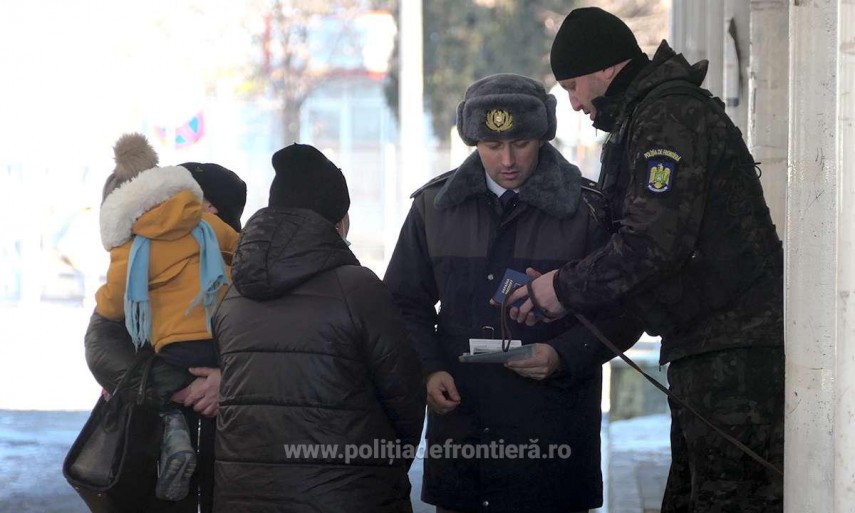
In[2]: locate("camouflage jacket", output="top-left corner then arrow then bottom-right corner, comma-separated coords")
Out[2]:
554,41 -> 783,364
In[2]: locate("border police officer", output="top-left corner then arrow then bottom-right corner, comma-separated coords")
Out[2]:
510,7 -> 785,513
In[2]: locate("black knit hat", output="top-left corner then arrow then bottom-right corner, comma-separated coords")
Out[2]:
268,143 -> 350,224
182,162 -> 248,232
550,7 -> 643,80
456,73 -> 557,146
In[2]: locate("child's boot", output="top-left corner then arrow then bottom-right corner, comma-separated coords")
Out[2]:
155,410 -> 197,501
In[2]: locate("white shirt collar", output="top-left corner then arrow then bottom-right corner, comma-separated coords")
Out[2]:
484,172 -> 519,198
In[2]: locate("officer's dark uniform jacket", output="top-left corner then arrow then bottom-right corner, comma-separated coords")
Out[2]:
384,143 -> 642,513
554,41 -> 784,365
212,208 -> 425,513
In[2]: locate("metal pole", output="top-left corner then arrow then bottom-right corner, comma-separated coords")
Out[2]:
398,0 -> 426,220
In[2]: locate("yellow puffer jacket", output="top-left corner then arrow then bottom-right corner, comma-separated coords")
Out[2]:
96,165 -> 239,352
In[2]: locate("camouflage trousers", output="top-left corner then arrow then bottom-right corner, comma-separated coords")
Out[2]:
661,347 -> 784,513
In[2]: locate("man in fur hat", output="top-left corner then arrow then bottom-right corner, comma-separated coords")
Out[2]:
384,73 -> 642,513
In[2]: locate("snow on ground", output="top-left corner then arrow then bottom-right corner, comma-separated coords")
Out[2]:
0,303 -> 101,411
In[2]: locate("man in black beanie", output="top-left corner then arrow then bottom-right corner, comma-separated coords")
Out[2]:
508,6 -> 785,513
210,143 -> 425,512
385,73 -> 642,513
268,143 -> 350,226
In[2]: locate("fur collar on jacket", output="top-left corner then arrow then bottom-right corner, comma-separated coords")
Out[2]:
434,142 -> 582,219
99,165 -> 203,250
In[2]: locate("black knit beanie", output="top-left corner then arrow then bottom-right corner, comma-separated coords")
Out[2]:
550,7 -> 643,80
182,162 -> 248,232
268,143 -> 350,224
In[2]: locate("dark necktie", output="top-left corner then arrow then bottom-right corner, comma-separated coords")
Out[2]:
499,189 -> 517,211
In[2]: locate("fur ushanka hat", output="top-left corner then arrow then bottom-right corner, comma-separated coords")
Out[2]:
456,73 -> 557,146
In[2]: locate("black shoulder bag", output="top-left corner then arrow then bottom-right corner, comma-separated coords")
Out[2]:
63,351 -> 164,513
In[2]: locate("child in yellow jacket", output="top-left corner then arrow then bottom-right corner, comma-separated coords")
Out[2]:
96,133 -> 240,502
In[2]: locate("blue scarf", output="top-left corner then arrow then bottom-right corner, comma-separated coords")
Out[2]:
124,219 -> 229,348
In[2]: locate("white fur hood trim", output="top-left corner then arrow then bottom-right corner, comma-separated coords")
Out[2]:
100,165 -> 203,250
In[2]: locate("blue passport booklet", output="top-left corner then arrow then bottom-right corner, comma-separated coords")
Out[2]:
491,268 -> 544,317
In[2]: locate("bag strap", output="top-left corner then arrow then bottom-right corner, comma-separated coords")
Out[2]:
573,312 -> 784,478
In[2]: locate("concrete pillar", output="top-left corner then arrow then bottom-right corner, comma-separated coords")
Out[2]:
748,0 -> 788,235
683,1 -> 707,64
724,0 -> 750,128
785,0 -> 838,511
705,0 -> 724,97
669,0 -> 685,51
834,2 -> 855,510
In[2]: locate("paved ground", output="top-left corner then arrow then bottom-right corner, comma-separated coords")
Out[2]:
0,303 -> 671,512
0,410 -> 91,513
0,409 -> 670,513
606,414 -> 671,513
0,408 -> 433,513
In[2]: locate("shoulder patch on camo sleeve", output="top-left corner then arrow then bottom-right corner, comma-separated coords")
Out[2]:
644,148 -> 680,193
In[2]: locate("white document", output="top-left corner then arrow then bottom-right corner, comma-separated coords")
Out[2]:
468,338 -> 521,354
459,339 -> 534,364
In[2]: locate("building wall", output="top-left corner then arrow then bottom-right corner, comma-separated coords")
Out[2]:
674,1 -> 855,511
300,76 -> 398,274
